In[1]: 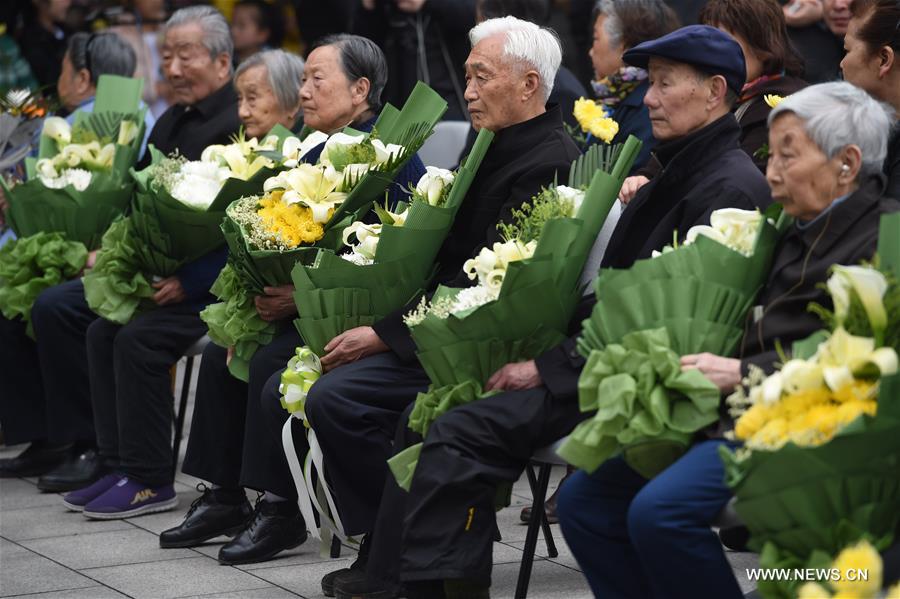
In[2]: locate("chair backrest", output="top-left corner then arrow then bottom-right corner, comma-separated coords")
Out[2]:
417,120 -> 473,170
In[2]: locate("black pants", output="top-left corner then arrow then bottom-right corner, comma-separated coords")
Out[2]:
386,386 -> 584,585
86,305 -> 207,487
0,279 -> 95,445
181,325 -> 301,495
303,351 -> 430,535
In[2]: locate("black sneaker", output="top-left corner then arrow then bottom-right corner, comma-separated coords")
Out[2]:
217,498 -> 307,565
159,485 -> 252,548
0,441 -> 72,478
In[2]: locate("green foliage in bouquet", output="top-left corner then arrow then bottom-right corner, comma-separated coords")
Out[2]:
387,136 -> 644,491
558,203 -> 789,478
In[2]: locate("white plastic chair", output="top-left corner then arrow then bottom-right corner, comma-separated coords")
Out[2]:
417,120 -> 472,169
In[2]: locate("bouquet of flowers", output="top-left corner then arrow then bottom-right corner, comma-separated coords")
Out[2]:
719,251 -> 900,599
792,539 -> 900,599
566,97 -> 620,150
556,204 -> 788,478
385,136 -> 643,491
0,75 -> 146,334
82,125 -> 296,324
200,82 -> 448,381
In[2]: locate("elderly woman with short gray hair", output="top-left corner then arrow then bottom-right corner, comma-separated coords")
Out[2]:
234,49 -> 304,138
558,81 -> 900,598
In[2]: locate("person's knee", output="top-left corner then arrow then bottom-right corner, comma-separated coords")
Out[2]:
31,283 -> 67,327
112,322 -> 148,362
556,470 -> 586,531
627,484 -> 672,547
258,370 -> 285,419
303,370 -> 346,425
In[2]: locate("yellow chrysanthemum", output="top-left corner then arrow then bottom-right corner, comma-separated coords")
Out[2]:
750,417 -> 789,450
573,97 -> 620,143
885,581 -> 900,599
797,582 -> 832,599
833,380 -> 877,403
256,190 -> 329,248
831,540 -> 882,598
734,403 -> 772,440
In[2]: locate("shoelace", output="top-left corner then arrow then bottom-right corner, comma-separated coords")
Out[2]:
184,483 -> 212,519
246,493 -> 267,540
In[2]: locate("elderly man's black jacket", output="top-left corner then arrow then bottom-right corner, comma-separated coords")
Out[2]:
535,113 -> 773,399
373,105 -> 581,361
739,175 -> 900,374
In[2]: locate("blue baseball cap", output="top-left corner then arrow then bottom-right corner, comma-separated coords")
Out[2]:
622,25 -> 747,94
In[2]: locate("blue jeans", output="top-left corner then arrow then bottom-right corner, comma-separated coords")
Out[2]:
557,440 -> 743,599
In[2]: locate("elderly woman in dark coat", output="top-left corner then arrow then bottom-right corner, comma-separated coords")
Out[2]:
558,81 -> 898,599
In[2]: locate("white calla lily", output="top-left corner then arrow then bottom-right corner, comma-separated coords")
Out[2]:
826,265 -> 888,333
761,371 -> 784,404
555,185 -> 585,216
684,208 -> 763,256
282,131 -> 328,163
813,327 -> 899,389
414,166 -> 455,206
42,116 -> 71,145
36,158 -> 58,179
117,120 -> 139,146
371,139 -> 404,165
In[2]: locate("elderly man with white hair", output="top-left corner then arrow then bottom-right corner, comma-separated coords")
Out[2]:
251,15 -> 580,597
557,81 -> 898,599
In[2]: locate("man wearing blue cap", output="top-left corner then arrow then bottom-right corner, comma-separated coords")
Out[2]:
354,25 -> 771,599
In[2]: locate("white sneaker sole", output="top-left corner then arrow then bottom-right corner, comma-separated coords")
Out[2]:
62,499 -> 86,512
83,497 -> 179,520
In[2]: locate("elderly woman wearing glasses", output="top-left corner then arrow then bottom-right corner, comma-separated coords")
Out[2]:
558,81 -> 899,599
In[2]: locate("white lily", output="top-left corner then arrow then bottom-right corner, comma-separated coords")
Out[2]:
414,166 -> 455,206
779,359 -> 825,395
814,327 -> 899,390
826,265 -> 888,334
281,131 -> 329,166
42,116 -> 71,145
555,185 -> 586,216
36,158 -> 58,179
684,208 -> 763,256
342,221 -> 383,260
463,239 -> 537,286
169,161 -> 232,210
117,120 -> 139,146
38,168 -> 93,191
372,139 -> 404,165
320,132 -> 367,169
266,163 -> 347,223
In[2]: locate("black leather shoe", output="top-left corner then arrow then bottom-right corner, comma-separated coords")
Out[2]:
37,448 -> 106,492
0,442 -> 72,478
217,499 -> 307,565
160,486 -> 252,548
334,570 -> 400,599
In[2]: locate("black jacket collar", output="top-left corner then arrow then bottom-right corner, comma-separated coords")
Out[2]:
485,104 -> 566,164
178,82 -> 237,118
653,112 -> 741,171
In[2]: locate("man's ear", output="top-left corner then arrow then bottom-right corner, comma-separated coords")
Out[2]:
707,74 -> 729,110
74,68 -> 93,96
521,69 -> 541,102
879,45 -> 895,78
214,52 -> 233,82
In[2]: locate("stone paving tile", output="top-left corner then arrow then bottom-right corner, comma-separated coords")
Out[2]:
232,544 -> 357,572
249,558 -> 355,598
490,558 -> 592,599
174,587 -> 300,599
0,538 -> 97,597
0,504 -> 133,542
0,478 -> 67,511
726,550 -> 760,594
125,489 -> 204,536
20,527 -> 194,570
85,556 -> 268,599
1,585 -> 129,598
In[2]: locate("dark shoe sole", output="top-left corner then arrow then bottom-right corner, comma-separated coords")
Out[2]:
334,589 -> 395,599
217,535 -> 308,566
159,523 -> 248,549
322,568 -> 351,597
0,464 -> 60,479
38,478 -> 100,493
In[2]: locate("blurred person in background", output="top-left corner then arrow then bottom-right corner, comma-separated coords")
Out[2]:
109,0 -> 173,118
231,0 -> 284,65
353,0 -> 477,120
19,0 -> 71,88
841,0 -> 900,197
785,0 -> 847,82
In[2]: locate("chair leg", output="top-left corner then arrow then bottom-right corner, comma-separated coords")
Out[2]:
330,535 -> 342,558
516,462 -> 552,599
172,356 -> 194,477
540,499 -> 559,558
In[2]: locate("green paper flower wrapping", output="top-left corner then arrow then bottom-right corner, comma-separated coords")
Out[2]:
560,204 -> 787,477
387,137 -> 644,491
0,231 -> 88,336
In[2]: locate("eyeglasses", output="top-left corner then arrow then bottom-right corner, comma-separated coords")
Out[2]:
83,33 -> 98,81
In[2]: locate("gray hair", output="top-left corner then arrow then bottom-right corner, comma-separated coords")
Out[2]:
469,16 -> 562,101
313,34 -> 388,112
235,50 -> 305,113
166,6 -> 234,68
67,32 -> 137,83
768,81 -> 895,178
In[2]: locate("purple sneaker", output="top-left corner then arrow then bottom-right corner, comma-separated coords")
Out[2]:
62,473 -> 122,512
83,477 -> 178,520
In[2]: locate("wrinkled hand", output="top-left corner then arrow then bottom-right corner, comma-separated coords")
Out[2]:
320,326 -> 389,371
681,353 -> 742,393
485,360 -> 542,392
152,276 -> 187,306
254,285 -> 296,322
618,175 -> 650,204
85,250 -> 99,271
783,0 -> 823,27
226,346 -> 235,366
395,0 -> 426,12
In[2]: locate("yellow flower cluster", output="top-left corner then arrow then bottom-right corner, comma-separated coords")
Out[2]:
734,380 -> 877,450
573,98 -> 619,143
256,190 -> 327,248
764,94 -> 786,108
797,539 -> 887,599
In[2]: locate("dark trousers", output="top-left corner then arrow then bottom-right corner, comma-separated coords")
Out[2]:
181,325 -> 301,495
86,305 -> 207,487
556,440 -> 742,599
303,351 -> 430,535
0,279 -> 95,445
397,386 -> 584,584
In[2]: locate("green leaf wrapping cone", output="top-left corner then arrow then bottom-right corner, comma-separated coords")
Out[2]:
203,83 -> 450,380
82,128 -> 294,325
0,75 -> 146,330
387,137 -> 643,490
559,207 -> 786,477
